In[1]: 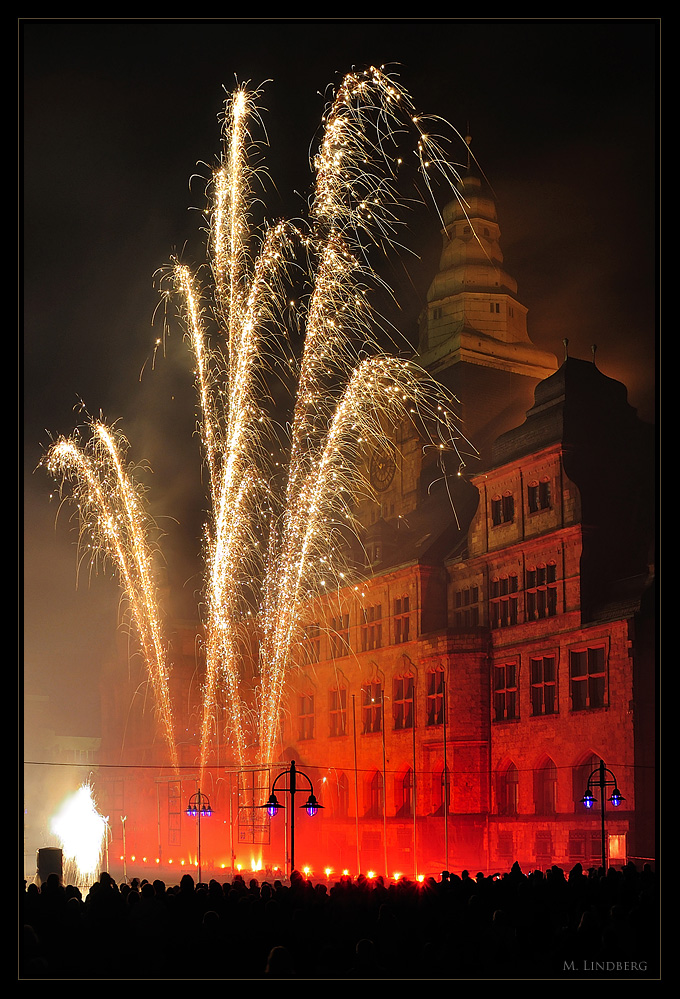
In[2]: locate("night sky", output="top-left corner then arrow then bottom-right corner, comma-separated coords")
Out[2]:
22,19 -> 658,738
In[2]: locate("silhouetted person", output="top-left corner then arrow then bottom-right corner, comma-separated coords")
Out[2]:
347,938 -> 388,978
264,944 -> 295,978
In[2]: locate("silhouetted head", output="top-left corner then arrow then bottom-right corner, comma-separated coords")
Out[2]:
264,945 -> 295,978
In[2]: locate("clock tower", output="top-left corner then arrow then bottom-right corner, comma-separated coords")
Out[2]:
355,159 -> 557,544
416,162 -> 557,464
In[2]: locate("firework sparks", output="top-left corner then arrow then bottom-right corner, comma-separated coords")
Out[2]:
50,782 -> 108,884
44,66 -> 477,777
256,68 -> 475,764
44,422 -> 178,771
169,86 -> 295,775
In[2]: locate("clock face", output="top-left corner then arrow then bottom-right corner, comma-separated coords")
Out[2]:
369,448 -> 396,491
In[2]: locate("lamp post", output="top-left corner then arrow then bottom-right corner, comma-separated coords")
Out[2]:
581,760 -> 625,870
121,815 -> 127,884
185,790 -> 212,884
261,760 -> 322,875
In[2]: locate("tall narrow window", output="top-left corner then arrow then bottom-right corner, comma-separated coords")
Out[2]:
393,674 -> 414,729
490,574 -> 518,628
426,668 -> 444,726
366,770 -> 384,817
528,478 -> 552,513
335,771 -> 349,818
330,614 -> 350,658
498,763 -> 519,816
455,585 -> 480,629
494,663 -> 518,721
361,604 -> 383,652
362,680 -> 383,734
394,595 -> 411,643
329,686 -> 347,736
530,655 -> 557,715
432,764 -> 451,815
491,492 -> 514,526
395,768 -> 414,817
534,757 -> 557,815
298,693 -> 314,740
570,647 -> 606,710
526,561 -> 558,621
303,622 -> 321,664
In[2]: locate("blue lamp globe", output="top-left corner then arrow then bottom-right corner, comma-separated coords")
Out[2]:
304,794 -> 321,817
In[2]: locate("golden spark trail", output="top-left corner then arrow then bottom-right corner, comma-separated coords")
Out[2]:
45,66 -> 477,779
257,68 -> 476,764
45,427 -> 178,771
172,87 -> 295,775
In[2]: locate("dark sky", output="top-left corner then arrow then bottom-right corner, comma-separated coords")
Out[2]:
22,18 -> 659,737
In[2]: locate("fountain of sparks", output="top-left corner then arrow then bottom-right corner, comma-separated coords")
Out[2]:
44,423 -> 178,771
169,68 -> 476,770
50,782 -> 108,886
45,66 -> 478,777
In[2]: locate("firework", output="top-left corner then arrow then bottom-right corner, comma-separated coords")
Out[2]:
169,87 -> 296,775
50,782 -> 108,884
256,68 -> 475,764
44,422 -> 178,771
45,67 -> 476,776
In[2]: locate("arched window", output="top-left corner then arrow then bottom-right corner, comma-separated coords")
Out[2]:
333,771 -> 349,818
366,770 -> 384,818
573,752 -> 602,811
534,756 -> 557,815
395,768 -> 414,817
498,762 -> 519,815
432,763 -> 451,815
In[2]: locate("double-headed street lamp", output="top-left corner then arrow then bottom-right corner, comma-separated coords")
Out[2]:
581,760 -> 625,870
185,789 -> 212,884
261,760 -> 322,875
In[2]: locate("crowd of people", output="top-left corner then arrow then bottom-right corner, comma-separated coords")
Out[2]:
20,860 -> 659,979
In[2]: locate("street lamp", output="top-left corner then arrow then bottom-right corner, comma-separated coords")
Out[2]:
121,815 -> 127,884
581,760 -> 625,870
185,789 -> 212,884
260,760 -> 322,875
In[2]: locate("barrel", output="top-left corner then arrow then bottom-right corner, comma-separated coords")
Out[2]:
36,847 -> 63,886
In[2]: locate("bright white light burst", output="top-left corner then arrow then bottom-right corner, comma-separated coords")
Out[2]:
50,783 -> 107,881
